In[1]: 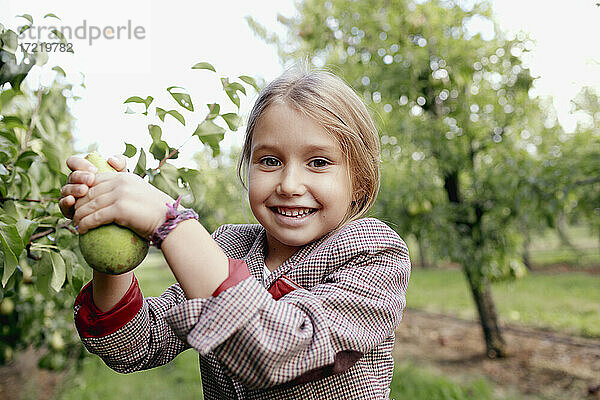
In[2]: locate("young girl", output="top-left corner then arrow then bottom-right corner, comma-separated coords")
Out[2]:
59,68 -> 411,399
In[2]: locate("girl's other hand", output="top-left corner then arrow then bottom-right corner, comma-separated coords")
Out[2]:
72,171 -> 176,239
59,154 -> 127,219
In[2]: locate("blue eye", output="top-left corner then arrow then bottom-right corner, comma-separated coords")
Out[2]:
261,157 -> 280,167
309,159 -> 330,168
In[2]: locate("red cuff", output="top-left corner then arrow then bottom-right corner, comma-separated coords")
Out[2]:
211,258 -> 251,297
74,274 -> 143,338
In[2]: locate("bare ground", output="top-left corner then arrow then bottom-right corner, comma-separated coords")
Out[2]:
394,308 -> 600,400
0,347 -> 68,400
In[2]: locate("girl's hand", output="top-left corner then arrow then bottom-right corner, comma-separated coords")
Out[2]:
59,154 -> 127,219
72,171 -> 176,239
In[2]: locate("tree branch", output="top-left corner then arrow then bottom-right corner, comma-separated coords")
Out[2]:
572,175 -> 600,187
0,196 -> 56,203
25,221 -> 74,261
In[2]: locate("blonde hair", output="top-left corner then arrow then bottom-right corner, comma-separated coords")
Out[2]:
237,67 -> 380,224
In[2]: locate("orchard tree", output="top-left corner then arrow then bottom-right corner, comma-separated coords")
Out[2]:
251,0 -> 564,357
543,87 -> 600,247
0,15 -> 256,368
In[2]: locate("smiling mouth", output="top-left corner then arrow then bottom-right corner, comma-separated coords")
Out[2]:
270,207 -> 318,218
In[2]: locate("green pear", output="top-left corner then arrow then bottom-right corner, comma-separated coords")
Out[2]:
78,152 -> 149,275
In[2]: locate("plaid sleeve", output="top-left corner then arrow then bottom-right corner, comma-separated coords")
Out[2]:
72,226 -> 238,373
163,221 -> 411,389
75,280 -> 194,373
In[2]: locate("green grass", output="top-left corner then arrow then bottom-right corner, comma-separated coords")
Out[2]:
53,354 -> 508,400
391,362 -> 504,400
406,268 -> 600,338
53,349 -> 203,400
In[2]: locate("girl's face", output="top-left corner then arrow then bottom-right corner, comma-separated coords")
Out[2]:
248,103 -> 352,261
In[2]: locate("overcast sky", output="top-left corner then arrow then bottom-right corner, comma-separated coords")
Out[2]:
1,0 -> 598,168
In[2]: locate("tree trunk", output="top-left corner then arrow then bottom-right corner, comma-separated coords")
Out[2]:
522,230 -> 533,271
556,212 -> 581,256
443,169 -> 506,358
417,236 -> 429,268
463,267 -> 507,358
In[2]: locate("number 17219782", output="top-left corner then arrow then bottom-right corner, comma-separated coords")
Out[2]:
20,42 -> 74,53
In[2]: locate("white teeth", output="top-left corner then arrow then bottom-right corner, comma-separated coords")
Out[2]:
275,207 -> 314,218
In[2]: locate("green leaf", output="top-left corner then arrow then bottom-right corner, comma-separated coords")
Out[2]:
206,103 -> 220,120
239,75 -> 260,92
150,163 -> 183,200
17,14 -> 33,24
149,140 -> 168,161
15,219 -> 38,247
0,137 -> 17,164
148,124 -> 162,142
221,113 -> 242,131
166,110 -> 185,125
0,89 -> 17,111
167,86 -> 194,111
156,107 -> 167,121
124,96 -> 153,115
19,25 -> 31,35
221,78 -> 244,108
228,82 -> 246,96
43,13 -> 61,20
124,143 -> 137,157
124,96 -> 145,104
194,119 -> 226,136
1,116 -> 26,130
143,96 -> 154,109
133,148 -> 147,176
35,253 -> 52,296
193,120 -> 225,156
15,150 -> 38,169
0,224 -> 22,287
191,62 -> 216,72
50,29 -> 67,44
52,66 -> 66,77
179,169 -> 204,206
17,171 -> 32,198
61,249 -> 77,284
156,108 -> 185,125
125,106 -> 136,114
0,29 -> 17,53
49,251 -> 65,292
0,129 -> 18,144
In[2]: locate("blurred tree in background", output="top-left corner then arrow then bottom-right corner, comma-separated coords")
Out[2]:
247,0 -> 595,358
553,87 -> 599,244
190,147 -> 256,233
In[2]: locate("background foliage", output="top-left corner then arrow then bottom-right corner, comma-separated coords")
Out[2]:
249,0 -> 600,356
0,15 -> 255,369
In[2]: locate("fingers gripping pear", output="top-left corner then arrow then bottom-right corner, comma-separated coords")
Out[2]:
78,152 -> 149,275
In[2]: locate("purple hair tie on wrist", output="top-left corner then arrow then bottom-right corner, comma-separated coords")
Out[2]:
149,195 -> 199,249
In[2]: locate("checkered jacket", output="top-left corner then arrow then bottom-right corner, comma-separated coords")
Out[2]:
74,218 -> 411,399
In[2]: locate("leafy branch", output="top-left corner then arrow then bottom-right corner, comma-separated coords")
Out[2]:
121,62 -> 258,203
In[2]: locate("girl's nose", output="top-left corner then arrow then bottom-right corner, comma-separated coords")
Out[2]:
276,165 -> 306,197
